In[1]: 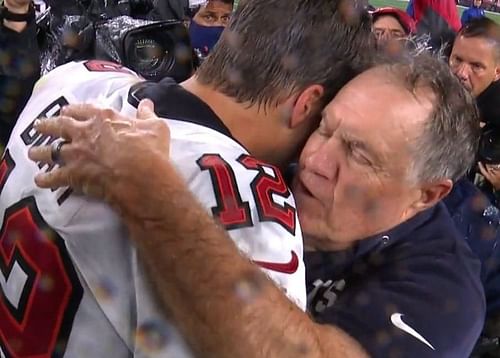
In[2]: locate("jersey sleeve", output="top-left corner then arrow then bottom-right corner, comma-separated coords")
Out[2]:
164,127 -> 307,310
311,251 -> 485,357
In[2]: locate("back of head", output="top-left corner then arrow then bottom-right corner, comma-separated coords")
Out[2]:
459,17 -> 500,60
380,53 -> 480,183
196,0 -> 375,108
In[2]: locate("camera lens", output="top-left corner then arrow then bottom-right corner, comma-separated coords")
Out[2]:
133,38 -> 164,72
479,126 -> 500,165
127,32 -> 174,80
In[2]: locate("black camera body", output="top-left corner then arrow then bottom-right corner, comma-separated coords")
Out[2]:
38,0 -> 193,82
479,125 -> 500,165
94,16 -> 193,82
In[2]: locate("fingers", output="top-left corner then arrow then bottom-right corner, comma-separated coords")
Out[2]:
28,141 -> 78,166
136,99 -> 156,120
60,103 -> 116,122
34,116 -> 83,140
34,166 -> 74,189
479,162 -> 491,180
34,163 -> 106,198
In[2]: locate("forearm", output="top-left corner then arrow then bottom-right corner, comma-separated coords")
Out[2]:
120,161 -> 367,358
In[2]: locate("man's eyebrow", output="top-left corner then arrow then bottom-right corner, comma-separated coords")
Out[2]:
340,131 -> 382,164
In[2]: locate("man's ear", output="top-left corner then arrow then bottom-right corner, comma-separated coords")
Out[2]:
289,85 -> 324,128
494,65 -> 500,82
410,179 -> 453,212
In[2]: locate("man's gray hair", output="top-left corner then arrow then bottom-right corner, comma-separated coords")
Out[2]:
382,53 -> 481,183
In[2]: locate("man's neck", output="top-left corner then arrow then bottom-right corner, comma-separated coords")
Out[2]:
180,76 -> 287,166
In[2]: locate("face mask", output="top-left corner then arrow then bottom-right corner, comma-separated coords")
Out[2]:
189,20 -> 225,56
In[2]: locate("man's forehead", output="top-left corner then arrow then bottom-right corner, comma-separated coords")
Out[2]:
325,69 -> 432,136
203,1 -> 233,12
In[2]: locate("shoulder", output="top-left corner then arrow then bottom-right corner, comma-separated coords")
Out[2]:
309,206 -> 485,357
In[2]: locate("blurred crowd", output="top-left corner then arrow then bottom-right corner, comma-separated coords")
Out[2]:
1,0 -> 500,357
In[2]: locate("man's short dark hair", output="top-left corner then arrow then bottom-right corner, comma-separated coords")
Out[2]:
459,17 -> 500,60
196,0 -> 375,108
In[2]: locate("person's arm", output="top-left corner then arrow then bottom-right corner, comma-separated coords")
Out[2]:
28,102 -> 368,358
130,163 -> 365,358
0,0 -> 40,145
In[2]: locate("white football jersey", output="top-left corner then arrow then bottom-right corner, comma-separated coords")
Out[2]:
0,61 -> 306,357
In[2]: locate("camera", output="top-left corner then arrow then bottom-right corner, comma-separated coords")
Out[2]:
94,16 -> 193,82
38,0 -> 194,82
479,126 -> 500,165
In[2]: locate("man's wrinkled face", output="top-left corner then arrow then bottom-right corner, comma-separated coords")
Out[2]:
193,0 -> 233,27
450,35 -> 500,97
373,15 -> 407,43
292,69 -> 434,250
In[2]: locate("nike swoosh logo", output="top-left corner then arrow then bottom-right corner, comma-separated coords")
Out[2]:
391,313 -> 435,350
253,251 -> 299,274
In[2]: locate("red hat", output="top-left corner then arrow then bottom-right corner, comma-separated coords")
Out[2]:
372,7 -> 417,35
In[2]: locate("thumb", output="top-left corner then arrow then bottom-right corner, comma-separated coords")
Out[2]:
137,99 -> 156,120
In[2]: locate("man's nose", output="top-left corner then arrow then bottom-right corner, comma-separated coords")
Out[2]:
214,17 -> 226,27
304,140 -> 340,183
455,63 -> 470,81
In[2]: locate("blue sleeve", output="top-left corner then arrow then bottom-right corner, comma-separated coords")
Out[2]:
461,10 -> 470,26
406,0 -> 414,18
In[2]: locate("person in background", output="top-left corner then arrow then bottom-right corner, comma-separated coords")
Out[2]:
409,0 -> 461,51
372,7 -> 416,54
450,17 -> 500,98
0,0 -> 40,147
462,0 -> 486,27
444,16 -> 500,357
188,0 -> 233,61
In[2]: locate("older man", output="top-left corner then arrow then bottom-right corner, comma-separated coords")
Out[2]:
29,53 -> 484,357
372,7 -> 416,54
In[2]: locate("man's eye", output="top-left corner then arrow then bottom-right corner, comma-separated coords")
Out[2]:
472,63 -> 483,71
390,30 -> 406,38
202,14 -> 215,21
347,142 -> 371,166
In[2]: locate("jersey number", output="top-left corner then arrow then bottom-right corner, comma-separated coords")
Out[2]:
197,154 -> 296,234
0,151 -> 82,358
84,60 -> 134,74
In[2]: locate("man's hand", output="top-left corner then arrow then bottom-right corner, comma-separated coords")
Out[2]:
28,99 -> 173,222
479,162 -> 500,190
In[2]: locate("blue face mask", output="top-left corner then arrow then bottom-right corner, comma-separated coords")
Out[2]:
189,20 -> 225,56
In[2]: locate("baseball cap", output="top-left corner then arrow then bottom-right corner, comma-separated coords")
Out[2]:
372,7 -> 417,35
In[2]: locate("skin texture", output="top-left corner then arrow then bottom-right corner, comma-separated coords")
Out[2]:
449,35 -> 500,97
292,68 -> 450,251
192,0 -> 233,27
479,162 -> 500,190
27,67 -> 454,357
3,0 -> 31,32
372,15 -> 407,42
